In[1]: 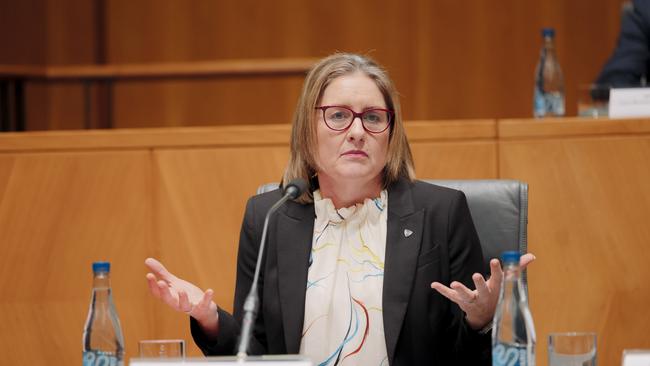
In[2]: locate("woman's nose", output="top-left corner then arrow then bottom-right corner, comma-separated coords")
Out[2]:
347,117 -> 366,140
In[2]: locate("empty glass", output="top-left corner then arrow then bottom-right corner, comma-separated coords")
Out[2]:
548,332 -> 596,366
138,339 -> 185,358
577,84 -> 609,118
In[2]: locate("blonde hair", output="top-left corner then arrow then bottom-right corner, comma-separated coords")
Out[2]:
282,53 -> 415,203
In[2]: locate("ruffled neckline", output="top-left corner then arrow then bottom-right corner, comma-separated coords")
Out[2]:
313,189 -> 387,224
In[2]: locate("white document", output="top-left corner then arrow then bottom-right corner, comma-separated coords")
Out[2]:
622,349 -> 650,366
130,355 -> 312,366
609,88 -> 650,118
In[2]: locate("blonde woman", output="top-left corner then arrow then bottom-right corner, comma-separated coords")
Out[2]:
146,53 -> 534,365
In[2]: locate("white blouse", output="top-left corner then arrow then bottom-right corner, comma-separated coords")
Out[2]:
299,189 -> 389,366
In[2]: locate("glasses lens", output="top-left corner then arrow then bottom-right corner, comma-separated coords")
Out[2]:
362,110 -> 390,132
323,107 -> 352,130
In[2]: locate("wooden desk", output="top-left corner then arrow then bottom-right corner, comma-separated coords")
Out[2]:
0,118 -> 648,365
499,117 -> 650,366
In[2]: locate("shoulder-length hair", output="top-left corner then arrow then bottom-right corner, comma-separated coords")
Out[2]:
282,53 -> 415,203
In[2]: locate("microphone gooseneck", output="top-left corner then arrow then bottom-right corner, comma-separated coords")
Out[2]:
236,179 -> 307,359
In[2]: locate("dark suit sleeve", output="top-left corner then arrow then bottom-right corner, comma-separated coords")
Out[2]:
596,0 -> 650,87
190,196 -> 268,355
443,190 -> 492,364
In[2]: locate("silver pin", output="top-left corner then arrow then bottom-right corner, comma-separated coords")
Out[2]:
404,229 -> 413,238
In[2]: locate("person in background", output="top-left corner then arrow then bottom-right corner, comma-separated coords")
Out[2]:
596,0 -> 650,87
145,53 -> 535,365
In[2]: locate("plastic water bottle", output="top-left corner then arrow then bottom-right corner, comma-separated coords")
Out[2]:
492,251 -> 536,366
534,28 -> 565,117
82,261 -> 125,366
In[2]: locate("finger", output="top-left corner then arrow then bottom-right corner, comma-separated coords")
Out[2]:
520,253 -> 536,269
450,281 -> 477,302
431,282 -> 464,304
146,273 -> 162,299
196,289 -> 214,310
472,273 -> 490,298
145,258 -> 176,281
178,290 -> 192,313
488,258 -> 503,290
156,280 -> 180,310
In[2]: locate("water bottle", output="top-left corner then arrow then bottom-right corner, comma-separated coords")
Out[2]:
534,28 -> 565,117
82,261 -> 125,366
492,251 -> 536,366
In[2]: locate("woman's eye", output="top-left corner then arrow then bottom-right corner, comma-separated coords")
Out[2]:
364,112 -> 382,123
328,110 -> 350,121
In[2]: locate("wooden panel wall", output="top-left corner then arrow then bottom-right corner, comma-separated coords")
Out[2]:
0,150 -> 153,365
104,0 -> 624,121
499,118 -> 650,366
0,0 -> 627,130
0,120 -> 497,364
1,119 -> 648,364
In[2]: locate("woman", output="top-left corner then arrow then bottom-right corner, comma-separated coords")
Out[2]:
145,53 -> 534,365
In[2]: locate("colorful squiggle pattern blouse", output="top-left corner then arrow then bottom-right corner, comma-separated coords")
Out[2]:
299,189 -> 388,366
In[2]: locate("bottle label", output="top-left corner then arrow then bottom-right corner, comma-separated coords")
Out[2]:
534,89 -> 565,117
83,351 -> 122,366
493,343 -> 528,366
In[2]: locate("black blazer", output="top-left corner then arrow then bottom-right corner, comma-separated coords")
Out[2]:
192,178 -> 491,365
597,0 -> 650,87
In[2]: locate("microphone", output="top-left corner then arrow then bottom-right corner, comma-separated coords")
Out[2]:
236,178 -> 307,359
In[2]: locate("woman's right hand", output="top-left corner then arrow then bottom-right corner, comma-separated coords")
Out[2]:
145,258 -> 219,336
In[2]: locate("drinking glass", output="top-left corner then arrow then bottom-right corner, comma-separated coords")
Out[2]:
548,332 -> 597,366
577,84 -> 609,118
138,339 -> 185,358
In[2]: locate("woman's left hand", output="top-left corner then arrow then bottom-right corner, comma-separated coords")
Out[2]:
430,253 -> 536,330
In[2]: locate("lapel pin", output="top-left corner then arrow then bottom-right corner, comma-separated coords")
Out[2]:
404,229 -> 413,238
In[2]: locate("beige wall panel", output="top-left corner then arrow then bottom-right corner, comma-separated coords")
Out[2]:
5,0 -> 627,130
411,141 -> 497,179
112,77 -> 305,128
500,135 -> 650,366
151,146 -> 289,356
0,151 -> 152,365
103,0 -> 624,125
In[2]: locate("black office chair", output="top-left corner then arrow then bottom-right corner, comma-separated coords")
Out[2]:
256,179 -> 529,288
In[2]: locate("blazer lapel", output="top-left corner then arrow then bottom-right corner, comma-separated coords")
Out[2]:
276,202 -> 314,354
383,179 -> 424,364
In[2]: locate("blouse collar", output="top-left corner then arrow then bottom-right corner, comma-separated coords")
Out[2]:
313,189 -> 387,225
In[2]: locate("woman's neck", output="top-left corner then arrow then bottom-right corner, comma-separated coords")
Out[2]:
317,175 -> 382,209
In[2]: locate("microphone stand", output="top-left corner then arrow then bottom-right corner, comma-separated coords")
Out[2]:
236,186 -> 300,359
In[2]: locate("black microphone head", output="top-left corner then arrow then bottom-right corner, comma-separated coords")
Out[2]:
284,178 -> 308,199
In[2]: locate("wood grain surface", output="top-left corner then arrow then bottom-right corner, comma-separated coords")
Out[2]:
0,0 -> 626,130
1,118 -> 648,364
499,118 -> 650,366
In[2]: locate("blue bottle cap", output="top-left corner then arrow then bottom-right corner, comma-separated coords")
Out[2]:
542,28 -> 555,37
501,251 -> 521,264
92,261 -> 110,273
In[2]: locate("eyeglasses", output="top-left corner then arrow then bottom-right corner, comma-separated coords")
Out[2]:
315,105 -> 393,133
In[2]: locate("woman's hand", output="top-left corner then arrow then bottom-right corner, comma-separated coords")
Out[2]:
145,258 -> 219,336
430,253 -> 535,330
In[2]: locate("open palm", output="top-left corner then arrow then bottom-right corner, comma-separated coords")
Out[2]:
144,258 -> 217,327
431,253 -> 535,330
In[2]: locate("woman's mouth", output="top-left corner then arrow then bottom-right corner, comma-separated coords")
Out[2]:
342,150 -> 368,157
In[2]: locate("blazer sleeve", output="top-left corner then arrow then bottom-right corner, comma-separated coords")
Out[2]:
596,0 -> 650,87
443,190 -> 492,365
190,196 -> 269,356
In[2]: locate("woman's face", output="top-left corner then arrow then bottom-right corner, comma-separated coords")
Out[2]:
314,71 -> 390,187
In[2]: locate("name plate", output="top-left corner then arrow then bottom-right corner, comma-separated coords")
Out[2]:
622,349 -> 650,366
609,88 -> 650,118
130,355 -> 312,366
